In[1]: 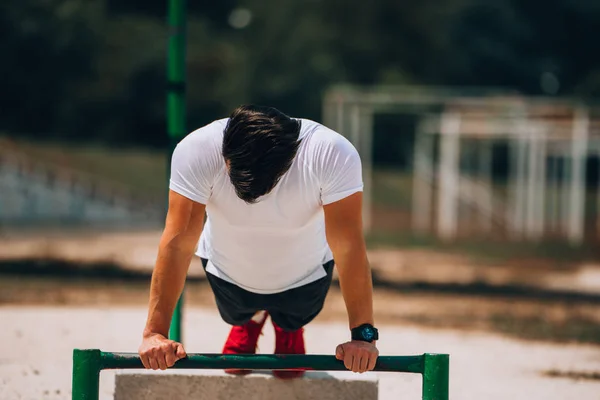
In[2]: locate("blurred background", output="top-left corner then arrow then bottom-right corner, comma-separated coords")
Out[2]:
1,0 -> 600,398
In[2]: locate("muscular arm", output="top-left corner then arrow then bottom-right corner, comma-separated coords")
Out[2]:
143,190 -> 206,338
324,192 -> 374,329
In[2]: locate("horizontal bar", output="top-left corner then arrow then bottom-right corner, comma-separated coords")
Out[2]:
98,352 -> 424,373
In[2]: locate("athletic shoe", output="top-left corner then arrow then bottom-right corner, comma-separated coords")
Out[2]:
222,311 -> 268,375
272,321 -> 306,379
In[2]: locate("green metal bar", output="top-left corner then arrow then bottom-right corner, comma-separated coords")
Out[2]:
72,349 -> 102,400
166,0 -> 187,344
100,352 -> 424,373
422,353 -> 450,400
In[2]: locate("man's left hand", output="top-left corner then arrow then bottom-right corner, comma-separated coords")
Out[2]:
335,340 -> 379,373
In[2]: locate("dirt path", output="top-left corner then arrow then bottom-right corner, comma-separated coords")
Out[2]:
1,306 -> 599,400
2,229 -> 600,398
2,228 -> 600,295
1,276 -> 599,345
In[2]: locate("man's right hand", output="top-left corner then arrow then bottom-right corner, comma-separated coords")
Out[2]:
138,333 -> 187,370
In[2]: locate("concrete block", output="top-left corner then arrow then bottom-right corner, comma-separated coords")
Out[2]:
114,369 -> 378,400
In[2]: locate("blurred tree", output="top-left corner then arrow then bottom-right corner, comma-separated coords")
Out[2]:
106,0 -> 237,28
0,0 -> 101,137
65,15 -> 169,147
1,0 -> 599,149
447,0 -> 600,96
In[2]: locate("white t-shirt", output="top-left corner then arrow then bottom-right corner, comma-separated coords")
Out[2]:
169,118 -> 363,294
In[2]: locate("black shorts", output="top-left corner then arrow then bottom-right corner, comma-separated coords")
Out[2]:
201,258 -> 334,332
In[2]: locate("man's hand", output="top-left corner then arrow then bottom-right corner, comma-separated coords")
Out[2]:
335,340 -> 379,373
138,333 -> 187,370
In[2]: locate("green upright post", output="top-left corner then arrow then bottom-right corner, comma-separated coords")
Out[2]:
166,0 -> 187,344
170,293 -> 184,343
422,353 -> 450,400
72,349 -> 102,400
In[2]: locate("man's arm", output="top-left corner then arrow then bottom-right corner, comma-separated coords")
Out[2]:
324,192 -> 373,328
324,191 -> 378,373
139,190 -> 205,370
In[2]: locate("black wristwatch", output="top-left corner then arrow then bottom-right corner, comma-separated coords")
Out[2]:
351,323 -> 379,343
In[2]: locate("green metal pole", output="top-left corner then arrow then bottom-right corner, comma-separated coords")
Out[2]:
94,351 -> 425,373
422,353 -> 450,400
166,0 -> 187,344
72,349 -> 102,400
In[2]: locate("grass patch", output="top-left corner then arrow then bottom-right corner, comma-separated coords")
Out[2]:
6,137 -> 167,199
402,313 -> 600,345
366,231 -> 600,264
371,168 -> 413,208
490,314 -> 600,345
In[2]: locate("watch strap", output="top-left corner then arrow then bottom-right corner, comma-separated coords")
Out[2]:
351,323 -> 379,342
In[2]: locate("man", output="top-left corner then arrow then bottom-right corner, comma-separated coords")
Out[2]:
138,105 -> 379,378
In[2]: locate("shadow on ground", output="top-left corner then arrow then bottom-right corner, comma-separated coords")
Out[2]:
2,258 -> 600,304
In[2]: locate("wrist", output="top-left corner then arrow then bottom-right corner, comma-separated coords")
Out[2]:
143,328 -> 167,339
350,320 -> 375,330
351,323 -> 379,343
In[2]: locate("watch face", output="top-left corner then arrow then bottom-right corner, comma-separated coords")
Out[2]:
362,326 -> 374,340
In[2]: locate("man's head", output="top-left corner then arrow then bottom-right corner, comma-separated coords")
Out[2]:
223,105 -> 302,204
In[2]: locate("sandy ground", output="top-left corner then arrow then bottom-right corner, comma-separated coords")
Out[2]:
1,229 -> 600,399
2,277 -> 599,344
1,305 -> 600,400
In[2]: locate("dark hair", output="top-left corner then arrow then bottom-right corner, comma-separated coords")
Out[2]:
223,105 -> 302,204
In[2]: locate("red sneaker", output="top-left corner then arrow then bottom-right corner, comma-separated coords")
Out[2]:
272,321 -> 306,379
222,311 -> 268,375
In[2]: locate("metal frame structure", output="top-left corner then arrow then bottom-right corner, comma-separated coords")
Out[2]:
72,349 -> 450,400
323,85 -> 600,244
415,100 -> 598,244
166,0 -> 186,343
322,85 -> 513,232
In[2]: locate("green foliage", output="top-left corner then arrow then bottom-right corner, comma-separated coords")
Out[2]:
1,0 -> 599,147
0,0 -> 101,136
448,0 -> 600,95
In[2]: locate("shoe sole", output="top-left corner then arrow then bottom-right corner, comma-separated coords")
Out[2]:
224,368 -> 253,375
273,370 -> 305,379
224,369 -> 305,378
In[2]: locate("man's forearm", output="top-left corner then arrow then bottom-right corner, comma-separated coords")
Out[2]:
335,251 -> 375,329
143,244 -> 194,338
